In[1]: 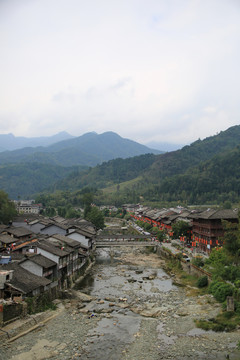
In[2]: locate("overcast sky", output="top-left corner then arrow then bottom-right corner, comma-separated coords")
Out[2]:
0,0 -> 240,146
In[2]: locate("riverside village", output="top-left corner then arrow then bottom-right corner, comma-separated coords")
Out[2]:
0,201 -> 240,359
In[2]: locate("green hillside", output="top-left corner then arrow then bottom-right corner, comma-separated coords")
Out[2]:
0,163 -> 84,199
153,145 -> 240,204
52,153 -> 157,192
48,125 -> 240,205
1,125 -> 240,204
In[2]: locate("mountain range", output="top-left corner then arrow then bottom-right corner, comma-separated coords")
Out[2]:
0,131 -> 161,167
47,125 -> 240,206
0,131 -> 180,153
0,131 -> 161,198
1,125 -> 240,205
0,131 -> 74,152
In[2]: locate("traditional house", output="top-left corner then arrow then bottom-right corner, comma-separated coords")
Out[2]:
0,234 -> 18,250
19,254 -> 57,281
190,209 -> 239,253
47,234 -> 86,273
66,229 -> 93,249
36,240 -> 71,288
2,227 -> 34,242
0,263 -> 51,299
11,238 -> 38,254
40,223 -> 68,236
27,219 -> 52,234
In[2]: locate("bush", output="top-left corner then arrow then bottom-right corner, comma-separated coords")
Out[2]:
195,311 -> 238,332
192,257 -> 204,268
235,301 -> 240,315
209,281 -> 233,303
197,275 -> 208,288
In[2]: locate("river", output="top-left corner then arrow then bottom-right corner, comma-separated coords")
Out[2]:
1,247 -> 240,360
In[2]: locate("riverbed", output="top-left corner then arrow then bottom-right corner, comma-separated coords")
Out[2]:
1,247 -> 240,360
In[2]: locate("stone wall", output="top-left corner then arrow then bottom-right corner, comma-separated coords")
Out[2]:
0,302 -> 27,326
181,261 -> 212,281
159,246 -> 212,281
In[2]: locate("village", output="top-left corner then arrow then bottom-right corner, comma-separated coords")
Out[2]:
0,200 -> 240,359
0,201 -> 239,327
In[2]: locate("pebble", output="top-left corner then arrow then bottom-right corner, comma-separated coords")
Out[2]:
1,253 -> 240,360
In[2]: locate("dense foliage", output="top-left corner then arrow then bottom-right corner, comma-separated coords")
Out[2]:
53,153 -> 157,193
2,124 -> 240,204
0,163 -> 83,199
85,206 -> 105,230
196,275 -> 208,288
172,221 -> 192,239
0,190 -> 17,224
202,217 -> 240,310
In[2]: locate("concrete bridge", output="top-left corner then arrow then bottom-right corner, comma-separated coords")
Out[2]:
95,240 -> 157,248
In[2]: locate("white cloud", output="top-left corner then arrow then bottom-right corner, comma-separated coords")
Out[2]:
0,0 -> 239,144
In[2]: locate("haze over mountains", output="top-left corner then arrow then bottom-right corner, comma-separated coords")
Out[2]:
0,131 -> 182,154
0,131 -> 161,198
0,131 -> 74,152
0,131 -> 162,167
0,125 -> 240,204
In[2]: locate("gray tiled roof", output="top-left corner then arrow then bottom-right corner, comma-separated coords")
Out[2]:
2,263 -> 51,294
6,227 -> 34,238
0,234 -> 17,244
20,254 -> 57,268
191,209 -> 238,220
37,240 -> 69,257
50,234 -> 80,248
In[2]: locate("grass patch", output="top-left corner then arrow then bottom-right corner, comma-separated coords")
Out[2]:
195,311 -> 240,332
163,257 -> 210,296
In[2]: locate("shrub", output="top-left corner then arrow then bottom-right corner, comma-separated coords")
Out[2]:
209,281 -> 233,303
235,301 -> 240,315
192,257 -> 204,268
197,275 -> 208,288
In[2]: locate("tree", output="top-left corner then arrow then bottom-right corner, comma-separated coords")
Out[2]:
223,200 -> 232,209
222,219 -> 240,265
85,206 -> 104,230
45,207 -> 56,217
0,190 -> 17,224
172,221 -> 191,239
65,207 -> 79,219
57,206 -> 67,217
204,248 -> 229,279
83,193 -> 94,218
156,229 -> 166,242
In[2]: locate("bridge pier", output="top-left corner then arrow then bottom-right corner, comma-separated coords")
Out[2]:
110,246 -> 114,258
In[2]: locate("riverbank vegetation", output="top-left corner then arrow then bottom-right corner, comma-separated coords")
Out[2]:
163,217 -> 240,331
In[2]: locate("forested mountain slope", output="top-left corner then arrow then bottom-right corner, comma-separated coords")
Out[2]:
0,163 -> 84,199
2,125 -> 240,202
146,125 -> 240,180
51,125 -> 240,197
47,125 -> 240,205
0,131 -> 161,167
151,145 -> 240,204
52,153 -> 157,192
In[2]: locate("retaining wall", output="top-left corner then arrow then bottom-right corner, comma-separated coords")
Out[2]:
159,246 -> 212,281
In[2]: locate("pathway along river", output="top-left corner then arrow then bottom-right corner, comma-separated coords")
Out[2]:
1,247 -> 240,360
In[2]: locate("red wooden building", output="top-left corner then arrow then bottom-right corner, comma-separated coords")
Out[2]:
190,209 -> 238,253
